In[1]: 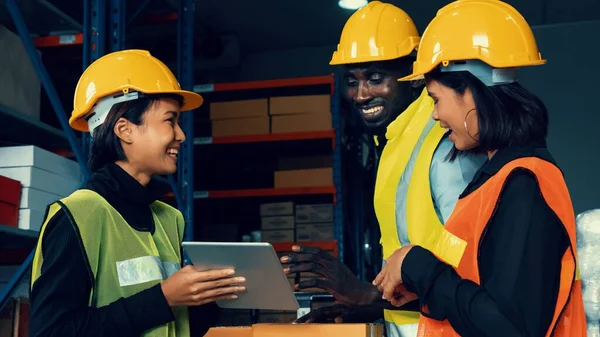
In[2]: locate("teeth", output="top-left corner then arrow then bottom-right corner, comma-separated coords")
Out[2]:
167,149 -> 178,156
361,106 -> 383,115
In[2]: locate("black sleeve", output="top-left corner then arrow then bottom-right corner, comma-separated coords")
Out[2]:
188,302 -> 221,336
400,169 -> 570,337
29,209 -> 176,337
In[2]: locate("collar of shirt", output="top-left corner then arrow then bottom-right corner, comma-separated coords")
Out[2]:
460,141 -> 558,198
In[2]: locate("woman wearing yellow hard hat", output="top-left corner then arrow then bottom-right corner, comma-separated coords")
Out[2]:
29,49 -> 245,337
373,0 -> 587,336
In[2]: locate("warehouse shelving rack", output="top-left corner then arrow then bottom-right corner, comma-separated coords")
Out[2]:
186,74 -> 345,261
0,0 -> 352,316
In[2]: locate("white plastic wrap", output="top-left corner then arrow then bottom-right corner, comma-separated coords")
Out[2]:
577,209 -> 600,327
588,322 -> 600,337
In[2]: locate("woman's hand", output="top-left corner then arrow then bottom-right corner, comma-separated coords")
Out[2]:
373,245 -> 416,306
160,265 -> 246,307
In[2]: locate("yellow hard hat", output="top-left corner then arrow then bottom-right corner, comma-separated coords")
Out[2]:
330,1 -> 420,65
399,0 -> 546,82
70,49 -> 203,133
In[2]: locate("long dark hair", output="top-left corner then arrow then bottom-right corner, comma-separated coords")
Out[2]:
425,69 -> 548,160
88,93 -> 184,172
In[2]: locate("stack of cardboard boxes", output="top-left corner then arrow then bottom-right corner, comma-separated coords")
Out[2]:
269,94 -> 331,134
208,94 -> 331,137
259,202 -> 334,243
0,146 -> 82,231
210,99 -> 270,137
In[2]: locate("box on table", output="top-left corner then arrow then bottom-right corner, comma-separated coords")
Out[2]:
259,202 -> 293,217
295,204 -> 333,223
274,168 -> 333,188
205,323 -> 383,337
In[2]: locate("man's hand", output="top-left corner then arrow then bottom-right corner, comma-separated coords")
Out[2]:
294,304 -> 383,324
280,245 -> 379,307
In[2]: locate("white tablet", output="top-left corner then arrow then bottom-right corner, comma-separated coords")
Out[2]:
181,241 -> 299,311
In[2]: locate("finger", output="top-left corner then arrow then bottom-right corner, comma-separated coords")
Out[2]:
382,281 -> 398,301
192,269 -> 236,282
293,245 -> 323,255
295,277 -> 336,293
196,293 -> 240,306
287,262 -> 323,274
194,277 -> 246,292
192,285 -> 246,303
281,253 -> 317,264
372,268 -> 386,286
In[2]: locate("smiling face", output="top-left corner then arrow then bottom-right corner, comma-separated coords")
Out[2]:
427,79 -> 479,151
116,98 -> 185,183
342,59 -> 415,134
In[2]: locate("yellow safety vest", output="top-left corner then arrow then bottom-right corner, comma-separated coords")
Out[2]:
31,189 -> 190,337
373,88 -> 468,328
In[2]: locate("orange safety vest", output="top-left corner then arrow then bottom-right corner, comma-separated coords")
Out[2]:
417,157 -> 587,336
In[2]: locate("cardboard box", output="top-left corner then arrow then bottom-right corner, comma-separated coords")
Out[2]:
261,216 -> 294,230
212,116 -> 269,137
296,223 -> 334,242
0,175 -> 21,228
274,168 -> 333,188
210,99 -> 268,120
269,95 -> 331,116
0,167 -> 80,197
205,324 -> 383,337
18,208 -> 46,231
19,187 -> 61,212
205,327 -> 253,337
261,229 -> 294,243
252,323 -> 383,337
0,145 -> 81,181
271,113 -> 331,134
295,204 -> 333,224
260,202 -> 294,217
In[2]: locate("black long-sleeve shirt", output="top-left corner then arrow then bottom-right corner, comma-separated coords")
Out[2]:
29,163 -> 219,337
401,144 -> 570,337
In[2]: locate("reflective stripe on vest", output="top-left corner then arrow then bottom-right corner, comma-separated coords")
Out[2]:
416,157 -> 587,337
31,189 -> 190,337
374,88 -> 467,329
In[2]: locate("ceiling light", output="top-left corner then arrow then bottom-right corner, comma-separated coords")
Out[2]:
338,0 -> 368,10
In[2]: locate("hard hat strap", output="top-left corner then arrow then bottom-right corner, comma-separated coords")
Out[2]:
85,91 -> 140,137
440,60 -> 518,86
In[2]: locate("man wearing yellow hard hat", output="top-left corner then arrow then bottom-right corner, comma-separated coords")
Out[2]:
281,2 -> 487,336
29,50 -> 245,336
372,0 -> 587,336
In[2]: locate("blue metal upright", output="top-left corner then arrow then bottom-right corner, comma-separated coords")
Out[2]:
332,72 -> 344,263
109,0 -> 125,51
5,0 -> 89,182
81,0 -> 107,168
177,0 -> 196,242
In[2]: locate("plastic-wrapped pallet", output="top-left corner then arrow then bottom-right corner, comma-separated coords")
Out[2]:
576,208 -> 600,336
